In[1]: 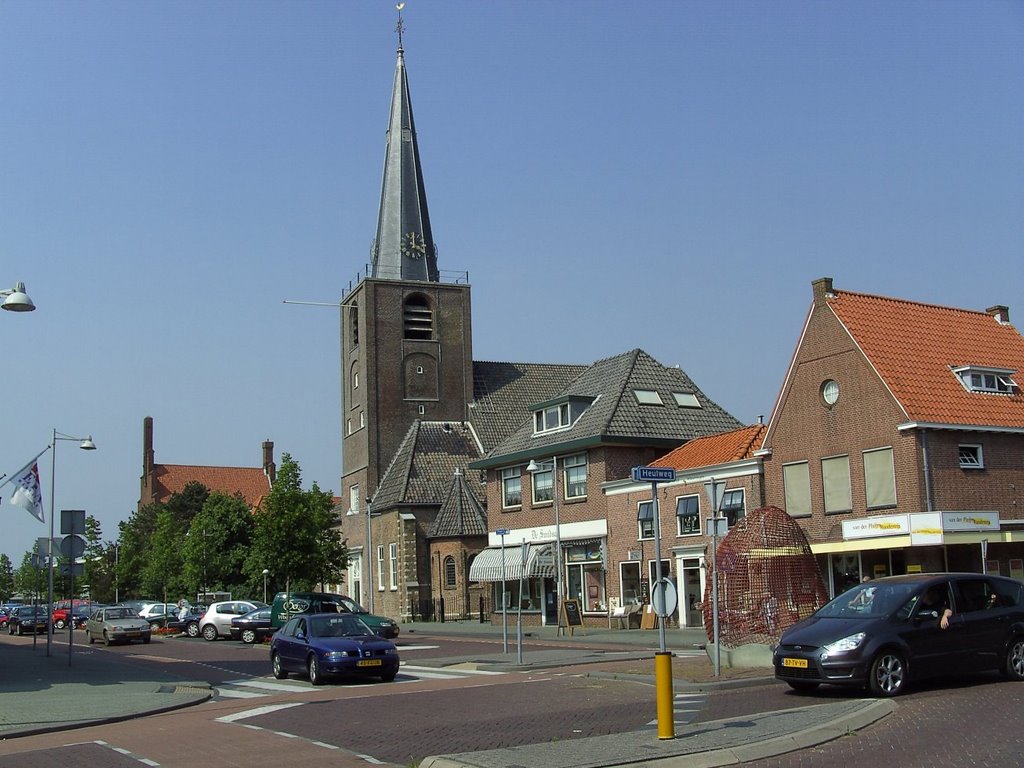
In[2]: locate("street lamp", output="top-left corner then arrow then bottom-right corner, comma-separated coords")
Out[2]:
526,456 -> 562,632
46,430 -> 96,657
1,281 -> 35,312
262,569 -> 269,604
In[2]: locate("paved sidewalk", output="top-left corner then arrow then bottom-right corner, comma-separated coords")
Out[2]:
0,622 -> 895,767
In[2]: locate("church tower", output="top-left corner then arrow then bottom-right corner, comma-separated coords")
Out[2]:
339,24 -> 474,527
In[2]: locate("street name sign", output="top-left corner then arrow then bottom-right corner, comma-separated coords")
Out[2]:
631,466 -> 676,483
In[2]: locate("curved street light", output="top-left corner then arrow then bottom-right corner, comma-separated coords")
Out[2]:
1,282 -> 36,312
46,430 -> 96,657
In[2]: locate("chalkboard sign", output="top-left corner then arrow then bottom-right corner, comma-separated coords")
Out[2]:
562,599 -> 584,629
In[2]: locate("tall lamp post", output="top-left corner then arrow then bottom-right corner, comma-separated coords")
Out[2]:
46,430 -> 96,657
262,569 -> 269,604
1,281 -> 36,312
526,456 -> 562,632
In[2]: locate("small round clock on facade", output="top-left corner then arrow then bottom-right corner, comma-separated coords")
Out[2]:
822,379 -> 840,406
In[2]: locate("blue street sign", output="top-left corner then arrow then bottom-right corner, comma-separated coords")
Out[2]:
496,528 -> 510,536
631,466 -> 676,483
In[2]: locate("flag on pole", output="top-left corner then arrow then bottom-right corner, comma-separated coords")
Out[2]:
2,450 -> 49,523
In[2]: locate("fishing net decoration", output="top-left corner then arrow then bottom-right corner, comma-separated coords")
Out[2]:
701,505 -> 829,648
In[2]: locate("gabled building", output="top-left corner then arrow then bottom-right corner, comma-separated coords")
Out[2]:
760,278 -> 1024,594
138,416 -> 276,511
469,349 -> 742,627
602,423 -> 766,628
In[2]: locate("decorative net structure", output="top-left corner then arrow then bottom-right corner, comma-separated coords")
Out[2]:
702,505 -> 829,648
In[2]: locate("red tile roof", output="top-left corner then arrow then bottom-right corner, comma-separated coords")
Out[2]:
828,291 -> 1024,428
152,464 -> 271,509
651,424 -> 766,471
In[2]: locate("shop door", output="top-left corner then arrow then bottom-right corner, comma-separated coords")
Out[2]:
544,578 -> 557,624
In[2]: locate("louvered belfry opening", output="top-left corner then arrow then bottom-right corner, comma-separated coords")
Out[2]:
403,294 -> 433,340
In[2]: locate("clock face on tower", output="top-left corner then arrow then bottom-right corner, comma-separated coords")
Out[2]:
401,231 -> 427,259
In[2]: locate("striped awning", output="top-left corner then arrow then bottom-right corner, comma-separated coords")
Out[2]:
469,543 -> 556,582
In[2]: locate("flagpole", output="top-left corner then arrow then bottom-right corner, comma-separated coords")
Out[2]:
47,428 -> 57,657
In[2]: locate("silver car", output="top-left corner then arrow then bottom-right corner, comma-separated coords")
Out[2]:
200,600 -> 265,641
86,605 -> 152,646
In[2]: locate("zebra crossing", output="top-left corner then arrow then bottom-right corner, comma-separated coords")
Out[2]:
213,663 -> 505,699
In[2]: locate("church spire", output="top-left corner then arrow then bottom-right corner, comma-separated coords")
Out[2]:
370,7 -> 438,282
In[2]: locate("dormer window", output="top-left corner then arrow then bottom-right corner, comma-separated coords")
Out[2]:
953,366 -> 1018,394
531,395 -> 595,435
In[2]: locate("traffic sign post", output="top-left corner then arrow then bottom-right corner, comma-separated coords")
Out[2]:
631,466 -> 676,740
704,479 -> 726,677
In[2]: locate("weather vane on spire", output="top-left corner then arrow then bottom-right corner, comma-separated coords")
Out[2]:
396,3 -> 405,50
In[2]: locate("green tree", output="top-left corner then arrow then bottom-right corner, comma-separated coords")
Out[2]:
13,551 -> 44,602
0,553 -> 15,601
81,514 -> 111,602
246,454 -> 347,594
182,491 -> 255,601
139,507 -> 187,602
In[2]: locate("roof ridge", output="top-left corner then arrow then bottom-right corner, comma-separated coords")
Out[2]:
834,289 -> 996,318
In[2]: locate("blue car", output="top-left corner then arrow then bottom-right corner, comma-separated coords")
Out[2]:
270,612 -> 399,685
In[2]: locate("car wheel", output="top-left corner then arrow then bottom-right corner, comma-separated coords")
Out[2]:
308,655 -> 323,686
1004,637 -> 1024,680
202,624 -> 218,641
88,631 -> 95,644
241,628 -> 256,644
868,650 -> 906,696
381,668 -> 398,683
786,681 -> 820,694
272,652 -> 288,680
54,619 -> 66,630
103,631 -> 112,647
186,621 -> 200,638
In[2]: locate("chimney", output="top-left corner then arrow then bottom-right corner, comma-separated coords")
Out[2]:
262,440 -> 276,484
812,277 -> 835,305
986,305 -> 1010,325
143,416 -> 154,477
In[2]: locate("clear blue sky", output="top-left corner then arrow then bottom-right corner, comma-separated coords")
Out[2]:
2,1 -> 1021,566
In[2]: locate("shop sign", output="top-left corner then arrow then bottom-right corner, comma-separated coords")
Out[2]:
910,512 -> 944,546
941,511 -> 999,531
842,514 -> 909,540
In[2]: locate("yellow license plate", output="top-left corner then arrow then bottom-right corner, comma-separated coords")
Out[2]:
782,657 -> 808,669
356,659 -> 382,667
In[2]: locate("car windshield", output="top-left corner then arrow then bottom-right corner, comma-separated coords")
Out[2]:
309,615 -> 371,638
816,582 -> 919,618
338,596 -> 368,614
105,608 -> 131,619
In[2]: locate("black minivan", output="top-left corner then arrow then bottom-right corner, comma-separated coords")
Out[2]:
773,573 -> 1024,696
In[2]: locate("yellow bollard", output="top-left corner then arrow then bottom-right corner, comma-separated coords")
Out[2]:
654,651 -> 675,739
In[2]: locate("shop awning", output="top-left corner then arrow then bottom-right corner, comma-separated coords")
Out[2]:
469,543 -> 556,582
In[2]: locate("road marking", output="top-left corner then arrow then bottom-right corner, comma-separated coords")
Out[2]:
215,702 -> 304,723
395,644 -> 440,651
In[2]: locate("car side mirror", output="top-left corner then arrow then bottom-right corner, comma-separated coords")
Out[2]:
296,631 -> 306,641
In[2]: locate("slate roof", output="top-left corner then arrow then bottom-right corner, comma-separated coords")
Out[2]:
470,361 -> 589,452
827,290 -> 1024,428
473,349 -> 743,468
372,421 -> 487,509
427,470 -> 489,538
651,424 -> 767,471
149,464 -> 271,509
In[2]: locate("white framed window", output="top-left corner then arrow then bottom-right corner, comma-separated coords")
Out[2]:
500,467 -> 522,508
863,447 -> 897,509
564,454 -> 587,499
377,545 -> 385,590
353,371 -> 359,389
347,419 -> 353,435
532,465 -> 554,504
959,444 -> 984,469
783,461 -> 811,517
388,543 -> 398,590
672,392 -> 701,408
531,397 -> 593,435
633,390 -> 663,405
676,495 -> 700,535
954,366 -> 1018,395
822,455 -> 853,514
348,484 -> 360,515
720,488 -> 746,526
637,501 -> 654,540
349,554 -> 362,605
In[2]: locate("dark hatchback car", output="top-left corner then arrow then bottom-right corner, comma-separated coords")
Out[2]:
230,607 -> 275,644
774,573 -> 1024,696
7,606 -> 50,636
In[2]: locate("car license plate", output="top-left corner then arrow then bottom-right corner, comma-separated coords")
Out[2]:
356,659 -> 382,667
782,657 -> 808,669
126,631 -> 140,637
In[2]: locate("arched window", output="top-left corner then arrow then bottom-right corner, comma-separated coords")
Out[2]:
443,555 -> 457,588
403,294 -> 433,340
